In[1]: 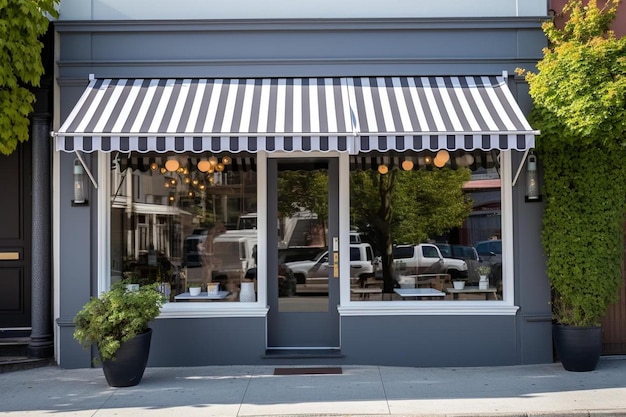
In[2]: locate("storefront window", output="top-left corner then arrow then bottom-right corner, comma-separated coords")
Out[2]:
349,150 -> 502,302
110,152 -> 258,303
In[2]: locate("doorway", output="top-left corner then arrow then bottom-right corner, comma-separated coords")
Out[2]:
266,157 -> 340,349
0,142 -> 32,335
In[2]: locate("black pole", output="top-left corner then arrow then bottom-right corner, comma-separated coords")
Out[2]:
27,114 -> 54,359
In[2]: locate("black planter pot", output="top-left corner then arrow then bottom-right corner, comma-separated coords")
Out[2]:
101,328 -> 152,387
553,324 -> 601,372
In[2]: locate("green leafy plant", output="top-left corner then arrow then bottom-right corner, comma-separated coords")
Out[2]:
476,265 -> 491,276
73,280 -> 165,362
0,0 -> 59,155
518,0 -> 626,326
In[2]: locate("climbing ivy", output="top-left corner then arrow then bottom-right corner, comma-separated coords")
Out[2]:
0,0 -> 59,155
518,0 -> 626,326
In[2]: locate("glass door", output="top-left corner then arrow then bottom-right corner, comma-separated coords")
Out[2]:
266,157 -> 340,348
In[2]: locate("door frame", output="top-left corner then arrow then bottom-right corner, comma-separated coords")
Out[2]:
265,152 -> 347,349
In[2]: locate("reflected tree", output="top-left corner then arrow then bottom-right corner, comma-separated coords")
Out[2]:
277,170 -> 329,244
351,168 -> 472,292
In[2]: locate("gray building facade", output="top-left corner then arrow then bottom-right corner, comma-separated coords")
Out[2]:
53,2 -> 551,368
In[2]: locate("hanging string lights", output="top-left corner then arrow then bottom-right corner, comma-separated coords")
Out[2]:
149,154 -> 232,202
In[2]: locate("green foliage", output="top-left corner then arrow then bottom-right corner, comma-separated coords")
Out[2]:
278,170 -> 329,220
519,0 -> 626,146
392,168 -> 472,243
541,142 -> 626,326
519,0 -> 626,326
351,167 -> 472,292
351,167 -> 472,245
73,280 -> 165,362
0,0 -> 59,155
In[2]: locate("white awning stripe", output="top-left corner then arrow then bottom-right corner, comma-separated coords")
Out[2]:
55,76 -> 538,153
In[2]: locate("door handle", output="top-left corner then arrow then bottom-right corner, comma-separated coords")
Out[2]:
0,252 -> 20,261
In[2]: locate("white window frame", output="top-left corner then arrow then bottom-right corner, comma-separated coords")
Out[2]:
337,150 -> 519,316
98,152 -> 269,318
99,150 -> 518,318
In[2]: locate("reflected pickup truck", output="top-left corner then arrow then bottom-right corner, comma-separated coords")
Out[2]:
392,243 -> 468,279
285,243 -> 377,289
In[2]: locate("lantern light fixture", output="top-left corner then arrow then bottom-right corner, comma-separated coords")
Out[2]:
72,159 -> 88,206
525,152 -> 541,202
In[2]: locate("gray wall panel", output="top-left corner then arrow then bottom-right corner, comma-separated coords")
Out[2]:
57,151 -> 98,368
56,19 -> 545,80
341,316 -> 517,367
59,0 -> 546,20
510,144 -> 552,365
148,318 -> 267,366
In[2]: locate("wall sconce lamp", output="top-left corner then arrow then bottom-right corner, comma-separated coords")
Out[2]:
525,152 -> 541,202
72,158 -> 88,206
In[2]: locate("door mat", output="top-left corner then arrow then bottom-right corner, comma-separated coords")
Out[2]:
274,367 -> 342,375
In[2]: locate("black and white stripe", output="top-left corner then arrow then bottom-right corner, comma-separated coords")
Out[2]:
350,76 -> 536,151
55,76 -> 537,153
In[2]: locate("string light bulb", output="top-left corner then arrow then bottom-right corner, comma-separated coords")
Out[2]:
197,159 -> 211,172
401,160 -> 414,171
165,158 -> 180,172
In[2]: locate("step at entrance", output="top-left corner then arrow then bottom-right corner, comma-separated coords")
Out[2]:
263,348 -> 344,359
0,337 -> 53,373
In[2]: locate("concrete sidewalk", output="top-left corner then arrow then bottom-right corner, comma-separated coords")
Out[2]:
1,357 -> 625,416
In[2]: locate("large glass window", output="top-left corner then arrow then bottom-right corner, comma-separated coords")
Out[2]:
349,150 -> 502,302
110,152 -> 258,303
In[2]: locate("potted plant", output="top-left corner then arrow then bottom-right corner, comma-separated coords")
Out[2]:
452,278 -> 466,290
519,0 -> 626,371
476,265 -> 491,278
73,279 -> 165,386
476,265 -> 491,290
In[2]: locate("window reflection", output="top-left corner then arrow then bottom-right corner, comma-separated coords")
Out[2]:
110,152 -> 257,302
349,150 -> 502,301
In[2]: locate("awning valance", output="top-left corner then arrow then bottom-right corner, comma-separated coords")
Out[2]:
54,76 -> 537,154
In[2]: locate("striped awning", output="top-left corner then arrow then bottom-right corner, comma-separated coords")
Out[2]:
349,76 -> 536,152
54,76 -> 537,154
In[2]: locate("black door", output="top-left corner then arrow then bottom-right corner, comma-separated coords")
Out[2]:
0,142 -> 32,333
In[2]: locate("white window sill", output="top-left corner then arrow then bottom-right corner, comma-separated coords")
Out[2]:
338,301 -> 519,316
158,302 -> 269,318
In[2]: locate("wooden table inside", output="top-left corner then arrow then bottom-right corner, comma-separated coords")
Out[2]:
393,288 -> 446,299
351,287 -> 383,299
446,287 -> 500,300
174,291 -> 230,301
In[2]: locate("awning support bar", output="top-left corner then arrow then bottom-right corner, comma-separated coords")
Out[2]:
74,150 -> 99,189
512,148 -> 530,187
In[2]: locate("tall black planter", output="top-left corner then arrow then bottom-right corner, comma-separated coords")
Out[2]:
553,324 -> 601,372
101,329 -> 152,387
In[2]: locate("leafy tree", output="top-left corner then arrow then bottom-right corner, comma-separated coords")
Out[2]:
0,0 -> 59,155
277,170 -> 329,243
518,0 -> 626,326
351,167 -> 473,292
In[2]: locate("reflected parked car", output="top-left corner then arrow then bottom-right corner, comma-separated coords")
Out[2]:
182,229 -> 209,267
475,239 -> 502,264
